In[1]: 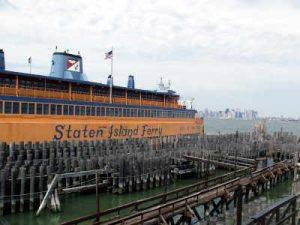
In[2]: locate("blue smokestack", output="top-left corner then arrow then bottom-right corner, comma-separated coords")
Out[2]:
127,75 -> 135,89
49,51 -> 87,81
0,49 -> 5,70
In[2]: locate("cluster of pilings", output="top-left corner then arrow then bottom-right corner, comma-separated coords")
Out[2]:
202,130 -> 300,161
1,129 -> 299,216
0,134 -> 203,215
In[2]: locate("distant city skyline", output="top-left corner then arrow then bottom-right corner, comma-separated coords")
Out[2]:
200,107 -> 300,120
0,0 -> 300,117
199,108 -> 258,120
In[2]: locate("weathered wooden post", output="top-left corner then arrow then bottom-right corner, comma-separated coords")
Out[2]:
29,166 -> 36,211
11,166 -> 18,214
294,152 -> 298,182
0,169 -> 6,215
20,166 -> 26,212
292,196 -> 297,225
95,173 -> 100,222
236,186 -> 243,225
39,165 -> 45,205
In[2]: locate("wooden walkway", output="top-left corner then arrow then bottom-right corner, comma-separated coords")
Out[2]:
61,161 -> 291,225
183,155 -> 247,170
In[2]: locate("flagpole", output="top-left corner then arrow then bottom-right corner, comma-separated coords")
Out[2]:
29,57 -> 32,74
109,47 -> 113,104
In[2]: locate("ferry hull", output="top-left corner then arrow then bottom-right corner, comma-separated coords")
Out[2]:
0,116 -> 203,143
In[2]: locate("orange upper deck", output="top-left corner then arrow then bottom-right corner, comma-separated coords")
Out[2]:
0,70 -> 183,109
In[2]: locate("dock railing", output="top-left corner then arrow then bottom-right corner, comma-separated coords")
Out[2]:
60,167 -> 252,225
246,194 -> 300,225
60,160 -> 291,225
98,178 -> 242,225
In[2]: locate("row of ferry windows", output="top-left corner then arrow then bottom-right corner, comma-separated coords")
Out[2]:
0,101 -> 195,118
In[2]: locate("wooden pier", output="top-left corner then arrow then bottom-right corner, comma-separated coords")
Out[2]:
60,161 -> 293,225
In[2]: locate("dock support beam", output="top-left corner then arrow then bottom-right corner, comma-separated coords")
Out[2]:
96,173 -> 100,222
236,186 -> 243,225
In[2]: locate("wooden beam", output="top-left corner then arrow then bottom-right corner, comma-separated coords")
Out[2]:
193,207 -> 202,221
236,186 -> 243,225
183,155 -> 245,170
160,215 -> 168,225
209,199 -> 222,216
186,205 -> 194,216
36,174 -> 58,216
169,217 -> 175,225
174,214 -> 184,225
37,168 -> 113,216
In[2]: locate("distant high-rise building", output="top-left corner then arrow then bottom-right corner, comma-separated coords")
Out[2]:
199,108 -> 258,120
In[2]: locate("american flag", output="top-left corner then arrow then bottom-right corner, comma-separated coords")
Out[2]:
105,50 -> 113,60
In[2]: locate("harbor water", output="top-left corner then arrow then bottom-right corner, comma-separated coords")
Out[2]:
205,118 -> 300,135
2,119 -> 300,225
3,173 -> 227,225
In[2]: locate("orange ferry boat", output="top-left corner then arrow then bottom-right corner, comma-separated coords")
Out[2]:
0,49 -> 203,143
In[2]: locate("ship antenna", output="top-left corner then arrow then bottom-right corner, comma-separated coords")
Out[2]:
28,56 -> 32,74
158,76 -> 164,90
191,97 -> 194,109
55,46 -> 58,51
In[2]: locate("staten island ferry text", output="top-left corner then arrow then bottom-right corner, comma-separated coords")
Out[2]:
54,124 -> 163,140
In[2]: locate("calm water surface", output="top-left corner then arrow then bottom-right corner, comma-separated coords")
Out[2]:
205,118 -> 300,135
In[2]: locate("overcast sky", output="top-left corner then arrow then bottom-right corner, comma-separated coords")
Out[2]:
1,0 -> 300,117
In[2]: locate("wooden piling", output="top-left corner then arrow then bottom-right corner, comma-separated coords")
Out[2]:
20,166 -> 26,212
10,166 -> 17,214
29,166 -> 36,211
0,169 -> 7,215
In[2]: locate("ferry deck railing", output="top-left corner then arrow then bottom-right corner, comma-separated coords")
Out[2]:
0,86 -> 182,109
